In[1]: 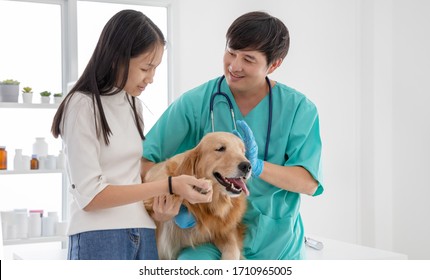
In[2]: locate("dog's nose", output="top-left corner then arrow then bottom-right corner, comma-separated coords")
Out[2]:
238,161 -> 251,174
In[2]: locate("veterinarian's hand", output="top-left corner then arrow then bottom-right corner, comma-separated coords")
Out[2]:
151,195 -> 183,222
171,176 -> 212,229
172,175 -> 212,204
174,205 -> 196,228
233,120 -> 264,177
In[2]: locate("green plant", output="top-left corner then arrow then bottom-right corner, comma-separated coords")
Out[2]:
53,93 -> 63,97
1,79 -> 20,85
40,91 -> 51,97
22,87 -> 33,93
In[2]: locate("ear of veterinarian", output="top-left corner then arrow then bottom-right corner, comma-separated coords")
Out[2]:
142,11 -> 323,260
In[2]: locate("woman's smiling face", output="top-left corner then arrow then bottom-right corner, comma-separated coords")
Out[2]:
123,44 -> 164,97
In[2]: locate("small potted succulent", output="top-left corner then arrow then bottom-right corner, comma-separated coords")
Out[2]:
53,92 -> 63,104
21,86 -> 33,104
40,91 -> 51,104
0,79 -> 20,102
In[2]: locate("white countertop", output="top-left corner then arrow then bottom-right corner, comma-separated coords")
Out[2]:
3,235 -> 407,260
305,235 -> 407,260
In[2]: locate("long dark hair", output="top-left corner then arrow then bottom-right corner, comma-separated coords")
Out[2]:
226,11 -> 289,65
51,9 -> 166,145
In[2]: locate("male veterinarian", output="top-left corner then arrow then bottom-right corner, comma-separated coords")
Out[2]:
142,11 -> 323,260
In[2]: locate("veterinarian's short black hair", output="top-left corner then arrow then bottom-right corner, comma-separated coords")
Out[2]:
226,11 -> 290,65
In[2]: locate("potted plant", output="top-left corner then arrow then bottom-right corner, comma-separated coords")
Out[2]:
21,86 -> 33,104
0,79 -> 20,102
40,91 -> 51,104
53,93 -> 63,104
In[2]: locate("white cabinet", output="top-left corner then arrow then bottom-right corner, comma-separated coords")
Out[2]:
0,102 -> 67,249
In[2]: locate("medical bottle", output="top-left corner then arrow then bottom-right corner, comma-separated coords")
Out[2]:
0,146 -> 7,170
56,150 -> 65,169
28,212 -> 42,238
30,154 -> 39,170
13,148 -> 24,171
32,137 -> 48,157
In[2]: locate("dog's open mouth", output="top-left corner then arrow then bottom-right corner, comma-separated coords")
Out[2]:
214,172 -> 250,196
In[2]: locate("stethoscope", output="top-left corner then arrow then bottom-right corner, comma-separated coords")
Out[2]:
209,75 -> 273,161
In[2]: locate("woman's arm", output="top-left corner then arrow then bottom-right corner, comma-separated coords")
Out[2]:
84,175 -> 212,211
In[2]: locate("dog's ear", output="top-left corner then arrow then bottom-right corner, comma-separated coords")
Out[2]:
177,149 -> 199,176
166,149 -> 199,176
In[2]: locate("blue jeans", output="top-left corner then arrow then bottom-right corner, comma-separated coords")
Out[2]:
68,228 -> 158,260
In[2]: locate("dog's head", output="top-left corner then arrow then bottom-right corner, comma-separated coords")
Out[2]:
168,132 -> 251,198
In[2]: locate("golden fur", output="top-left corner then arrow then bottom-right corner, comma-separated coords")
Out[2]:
144,132 -> 251,260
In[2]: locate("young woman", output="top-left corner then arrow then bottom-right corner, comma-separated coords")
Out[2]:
51,9 -> 212,260
142,11 -> 324,260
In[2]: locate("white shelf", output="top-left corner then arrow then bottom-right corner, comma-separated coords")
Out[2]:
3,235 -> 67,246
0,102 -> 59,109
0,169 -> 63,175
11,248 -> 68,260
0,100 -> 68,249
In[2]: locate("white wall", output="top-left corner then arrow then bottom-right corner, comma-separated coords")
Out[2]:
357,0 -> 430,259
168,0 -> 430,259
391,0 -> 430,259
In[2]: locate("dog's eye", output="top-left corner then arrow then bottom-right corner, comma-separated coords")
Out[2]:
215,146 -> 226,152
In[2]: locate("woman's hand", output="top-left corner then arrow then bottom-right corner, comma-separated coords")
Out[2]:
151,195 -> 183,222
171,175 -> 213,204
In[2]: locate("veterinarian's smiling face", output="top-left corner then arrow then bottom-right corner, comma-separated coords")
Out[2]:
123,44 -> 164,97
223,47 -> 281,97
223,47 -> 270,94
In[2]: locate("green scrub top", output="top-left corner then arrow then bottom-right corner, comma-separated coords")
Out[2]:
143,76 -> 324,260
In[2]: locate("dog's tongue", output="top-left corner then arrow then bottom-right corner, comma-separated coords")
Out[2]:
229,178 -> 250,196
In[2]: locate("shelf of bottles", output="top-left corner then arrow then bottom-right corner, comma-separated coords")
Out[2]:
1,100 -> 67,247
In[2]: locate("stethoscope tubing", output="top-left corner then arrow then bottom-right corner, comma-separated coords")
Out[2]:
210,89 -> 237,131
210,75 -> 272,161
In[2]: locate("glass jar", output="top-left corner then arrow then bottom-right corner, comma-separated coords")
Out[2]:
0,146 -> 7,170
30,154 -> 39,170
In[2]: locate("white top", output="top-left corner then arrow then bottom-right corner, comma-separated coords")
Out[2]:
61,91 -> 155,235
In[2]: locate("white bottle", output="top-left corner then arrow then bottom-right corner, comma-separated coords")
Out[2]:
28,212 -> 42,238
38,156 -> 46,170
48,211 -> 59,224
42,211 -> 58,236
32,137 -> 48,157
56,150 -> 65,169
21,155 -> 31,170
1,210 -> 15,240
13,149 -> 24,171
46,155 -> 56,170
14,209 -> 28,239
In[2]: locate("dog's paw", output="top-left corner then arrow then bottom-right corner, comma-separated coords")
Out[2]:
193,179 -> 212,194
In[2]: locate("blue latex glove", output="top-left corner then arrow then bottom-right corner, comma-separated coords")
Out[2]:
174,205 -> 196,228
232,120 -> 264,177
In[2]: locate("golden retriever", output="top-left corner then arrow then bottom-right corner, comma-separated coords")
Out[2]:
144,132 -> 251,260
